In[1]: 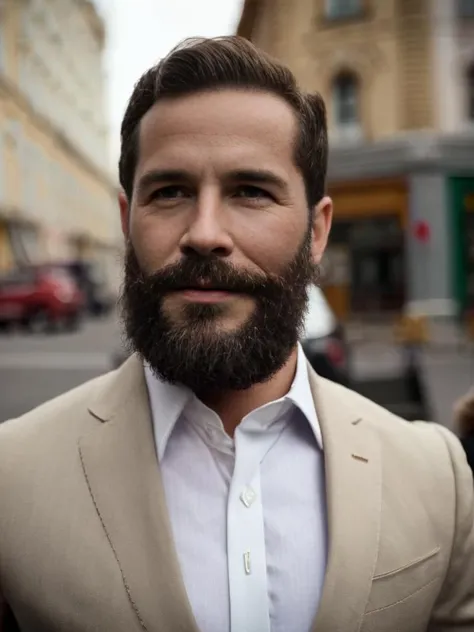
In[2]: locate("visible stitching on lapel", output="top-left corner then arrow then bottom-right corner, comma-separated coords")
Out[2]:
365,577 -> 439,615
78,445 -> 148,631
356,437 -> 383,632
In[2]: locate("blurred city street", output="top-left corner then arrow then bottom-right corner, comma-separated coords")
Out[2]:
1,311 -> 474,433
351,339 -> 474,431
0,0 -> 472,433
0,314 -> 122,421
2,0 -> 474,628
418,348 -> 474,430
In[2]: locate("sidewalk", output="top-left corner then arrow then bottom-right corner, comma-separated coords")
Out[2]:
345,319 -> 469,351
417,349 -> 474,429
346,319 -> 474,429
351,343 -> 474,429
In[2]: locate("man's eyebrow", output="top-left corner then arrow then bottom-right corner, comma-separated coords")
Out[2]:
227,169 -> 288,190
136,168 -> 289,195
136,170 -> 189,195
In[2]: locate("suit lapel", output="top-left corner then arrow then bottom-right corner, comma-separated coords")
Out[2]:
78,354 -> 381,631
79,355 -> 200,632
309,369 -> 382,632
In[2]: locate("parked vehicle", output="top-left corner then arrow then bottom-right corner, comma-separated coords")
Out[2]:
47,260 -> 115,317
110,285 -> 351,385
301,285 -> 351,386
0,266 -> 84,333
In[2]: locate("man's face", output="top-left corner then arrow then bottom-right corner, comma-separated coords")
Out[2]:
120,89 -> 332,393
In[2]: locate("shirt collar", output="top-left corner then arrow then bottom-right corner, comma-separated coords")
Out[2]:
287,343 -> 323,449
144,342 -> 323,461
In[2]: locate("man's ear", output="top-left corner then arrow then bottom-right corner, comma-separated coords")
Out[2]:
118,190 -> 130,239
310,196 -> 333,265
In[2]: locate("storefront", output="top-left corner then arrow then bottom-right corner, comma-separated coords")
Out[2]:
0,218 -> 14,272
0,217 -> 40,269
8,220 -> 41,266
323,178 -> 408,320
450,177 -> 474,314
70,232 -> 121,294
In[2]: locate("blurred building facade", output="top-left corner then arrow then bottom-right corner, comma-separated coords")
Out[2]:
238,0 -> 474,320
0,0 -> 121,290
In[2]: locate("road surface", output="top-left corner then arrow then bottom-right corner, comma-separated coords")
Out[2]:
0,315 -> 123,421
418,349 -> 474,430
0,318 -> 471,429
350,341 -> 474,430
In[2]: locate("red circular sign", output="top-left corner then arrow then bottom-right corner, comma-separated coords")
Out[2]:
414,220 -> 430,243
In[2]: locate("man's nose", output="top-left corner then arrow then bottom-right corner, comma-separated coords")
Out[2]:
179,191 -> 234,257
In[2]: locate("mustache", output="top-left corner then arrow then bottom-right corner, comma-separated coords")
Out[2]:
131,254 -> 285,297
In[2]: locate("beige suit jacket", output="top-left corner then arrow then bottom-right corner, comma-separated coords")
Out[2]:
0,354 -> 473,632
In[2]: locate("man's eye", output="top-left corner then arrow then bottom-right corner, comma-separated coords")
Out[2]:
151,186 -> 188,200
234,185 -> 271,200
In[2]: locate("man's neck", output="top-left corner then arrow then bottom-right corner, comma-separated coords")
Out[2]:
200,346 -> 299,437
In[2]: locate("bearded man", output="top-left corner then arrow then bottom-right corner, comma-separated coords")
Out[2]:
1,36 -> 473,632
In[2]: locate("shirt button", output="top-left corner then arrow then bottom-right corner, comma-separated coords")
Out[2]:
240,487 -> 257,508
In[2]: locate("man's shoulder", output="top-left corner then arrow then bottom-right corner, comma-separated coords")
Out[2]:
319,376 -> 461,465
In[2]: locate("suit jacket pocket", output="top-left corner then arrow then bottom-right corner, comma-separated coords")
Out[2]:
365,546 -> 442,614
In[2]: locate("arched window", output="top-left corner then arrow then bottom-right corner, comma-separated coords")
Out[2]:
326,0 -> 362,20
467,64 -> 474,123
332,71 -> 361,140
458,0 -> 474,18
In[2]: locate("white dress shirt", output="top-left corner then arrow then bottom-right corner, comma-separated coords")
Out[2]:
144,344 -> 327,632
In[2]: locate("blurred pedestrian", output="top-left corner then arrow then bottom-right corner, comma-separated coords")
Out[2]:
455,389 -> 474,475
1,36 -> 474,632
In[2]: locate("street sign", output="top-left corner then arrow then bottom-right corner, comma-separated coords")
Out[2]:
413,220 -> 430,243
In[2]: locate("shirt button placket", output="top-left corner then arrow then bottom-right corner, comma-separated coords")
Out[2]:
227,469 -> 270,632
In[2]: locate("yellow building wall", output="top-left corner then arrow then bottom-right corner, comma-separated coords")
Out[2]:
242,0 -> 436,140
0,91 -> 116,243
0,221 -> 13,271
0,0 -> 118,269
1,0 -> 21,85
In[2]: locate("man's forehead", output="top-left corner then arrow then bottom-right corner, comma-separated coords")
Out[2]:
136,89 -> 298,175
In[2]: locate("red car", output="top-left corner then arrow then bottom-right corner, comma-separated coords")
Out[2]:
0,265 -> 84,333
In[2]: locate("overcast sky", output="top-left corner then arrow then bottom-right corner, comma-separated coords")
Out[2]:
94,0 -> 243,168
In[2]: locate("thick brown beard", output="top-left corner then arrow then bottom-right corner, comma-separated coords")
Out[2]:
119,233 -> 319,395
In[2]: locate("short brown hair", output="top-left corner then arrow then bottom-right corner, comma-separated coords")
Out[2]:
119,36 -> 328,207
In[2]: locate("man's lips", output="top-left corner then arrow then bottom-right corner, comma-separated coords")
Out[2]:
170,287 -> 239,303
